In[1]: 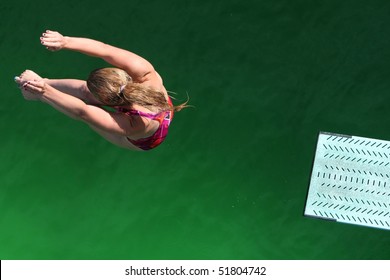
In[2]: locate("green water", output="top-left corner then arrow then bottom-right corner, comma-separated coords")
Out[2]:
1,0 -> 390,259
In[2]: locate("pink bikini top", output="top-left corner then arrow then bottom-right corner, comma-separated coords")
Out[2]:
116,98 -> 174,150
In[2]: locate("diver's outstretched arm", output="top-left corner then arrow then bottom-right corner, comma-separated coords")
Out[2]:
21,79 -> 144,137
44,79 -> 103,105
40,30 -> 155,82
16,70 -> 103,105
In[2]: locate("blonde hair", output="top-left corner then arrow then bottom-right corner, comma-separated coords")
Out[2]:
86,68 -> 188,112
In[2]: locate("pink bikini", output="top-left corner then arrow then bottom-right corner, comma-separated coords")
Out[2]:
116,98 -> 174,150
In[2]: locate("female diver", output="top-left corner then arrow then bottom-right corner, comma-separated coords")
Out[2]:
15,30 -> 187,151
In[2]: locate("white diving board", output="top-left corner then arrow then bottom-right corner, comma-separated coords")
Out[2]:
305,132 -> 390,230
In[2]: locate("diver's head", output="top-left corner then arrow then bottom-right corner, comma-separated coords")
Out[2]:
86,67 -> 132,105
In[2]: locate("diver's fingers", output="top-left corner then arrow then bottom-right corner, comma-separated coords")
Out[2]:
24,81 -> 45,94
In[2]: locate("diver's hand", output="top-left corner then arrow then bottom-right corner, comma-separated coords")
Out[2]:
23,80 -> 48,95
40,30 -> 68,51
15,70 -> 43,101
20,87 -> 41,101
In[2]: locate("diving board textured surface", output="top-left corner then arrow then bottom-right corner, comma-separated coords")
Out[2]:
305,132 -> 390,230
